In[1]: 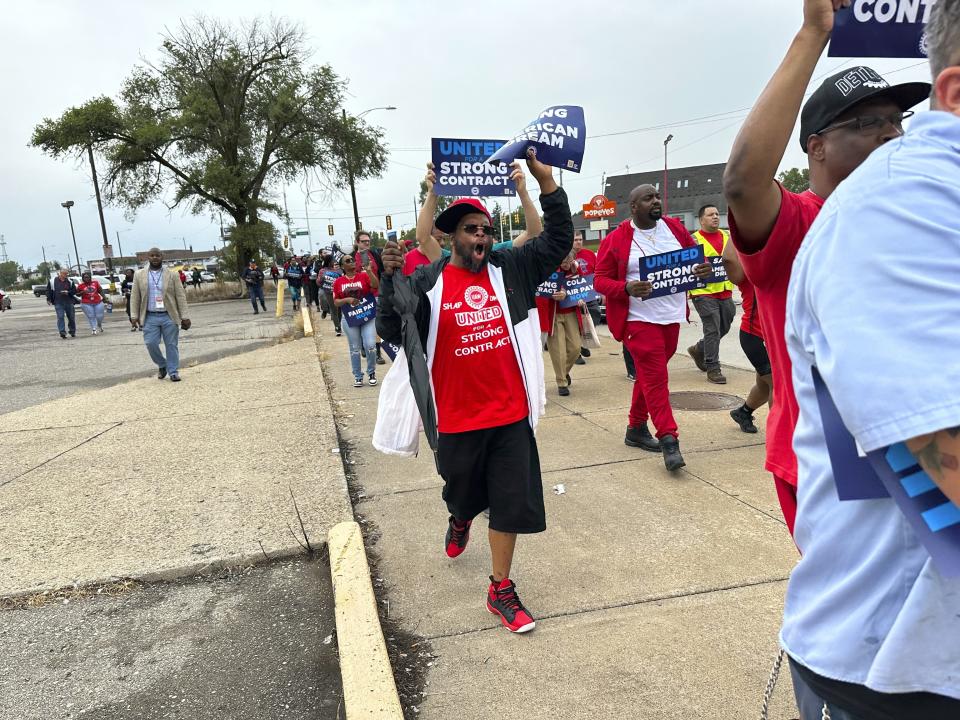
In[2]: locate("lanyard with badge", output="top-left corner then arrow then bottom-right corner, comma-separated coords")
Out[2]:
150,270 -> 165,310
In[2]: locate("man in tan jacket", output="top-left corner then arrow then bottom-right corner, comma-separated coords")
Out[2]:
130,248 -> 192,381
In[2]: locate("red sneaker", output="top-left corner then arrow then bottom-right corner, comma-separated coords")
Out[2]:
444,517 -> 472,558
486,576 -> 536,633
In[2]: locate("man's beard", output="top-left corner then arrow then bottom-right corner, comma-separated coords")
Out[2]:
453,239 -> 488,273
649,208 -> 662,221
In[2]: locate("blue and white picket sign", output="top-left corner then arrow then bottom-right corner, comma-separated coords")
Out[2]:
343,293 -> 376,328
641,246 -> 706,300
485,106 -> 586,173
431,138 -> 516,198
829,1 -> 935,58
560,273 -> 596,308
536,271 -> 564,298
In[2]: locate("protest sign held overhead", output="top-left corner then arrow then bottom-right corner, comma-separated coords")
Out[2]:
641,246 -> 706,300
559,273 -> 596,309
431,138 -> 516,198
485,105 -> 586,173
829,0 -> 936,58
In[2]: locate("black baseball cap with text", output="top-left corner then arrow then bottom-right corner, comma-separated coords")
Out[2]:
799,66 -> 930,153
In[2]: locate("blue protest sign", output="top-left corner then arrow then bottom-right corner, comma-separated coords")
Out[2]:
381,341 -> 401,361
560,273 -> 596,308
431,138 -> 516,198
321,270 -> 341,292
829,1 -> 934,58
343,293 -> 376,328
536,271 -> 563,298
641,246 -> 705,300
485,106 -> 586,173
708,256 -> 728,282
813,367 -> 960,576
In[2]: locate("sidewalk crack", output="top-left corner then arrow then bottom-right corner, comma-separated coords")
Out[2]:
0,422 -> 124,488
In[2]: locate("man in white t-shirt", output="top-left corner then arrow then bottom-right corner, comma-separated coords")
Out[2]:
596,184 -> 710,471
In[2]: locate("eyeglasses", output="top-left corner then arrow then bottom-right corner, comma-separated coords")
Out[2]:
461,224 -> 496,237
818,111 -> 914,136
358,238 -> 370,244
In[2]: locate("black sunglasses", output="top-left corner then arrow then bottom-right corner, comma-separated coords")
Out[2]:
461,224 -> 496,237
819,111 -> 914,136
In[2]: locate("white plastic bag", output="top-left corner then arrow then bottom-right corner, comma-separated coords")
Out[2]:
581,311 -> 602,349
372,348 -> 423,457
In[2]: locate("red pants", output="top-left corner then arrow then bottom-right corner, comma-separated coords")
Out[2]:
774,474 -> 798,538
623,321 -> 679,439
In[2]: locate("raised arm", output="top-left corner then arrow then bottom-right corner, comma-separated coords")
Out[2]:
723,0 -> 847,249
511,148 -> 571,282
510,162 -> 543,248
721,236 -> 746,285
416,164 -> 443,262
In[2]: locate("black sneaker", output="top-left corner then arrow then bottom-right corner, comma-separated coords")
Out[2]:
730,406 -> 758,434
566,374 -> 572,386
575,356 -> 586,365
626,373 -> 635,381
487,577 -> 535,633
335,330 -> 342,337
558,386 -> 570,397
376,353 -> 385,366
580,346 -> 591,358
368,374 -> 377,386
353,378 -> 363,388
60,332 -> 67,339
625,423 -> 661,452
445,516 -> 472,558
158,367 -> 167,380
660,435 -> 685,472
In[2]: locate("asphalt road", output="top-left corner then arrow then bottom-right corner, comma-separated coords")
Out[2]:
0,293 -> 294,415
0,558 -> 343,720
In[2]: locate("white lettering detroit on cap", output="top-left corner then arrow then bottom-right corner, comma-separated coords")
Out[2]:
834,67 -> 890,97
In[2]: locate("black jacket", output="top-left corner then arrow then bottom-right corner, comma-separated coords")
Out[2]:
376,187 -> 573,351
47,277 -> 78,306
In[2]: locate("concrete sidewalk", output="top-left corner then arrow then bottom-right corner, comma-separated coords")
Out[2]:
0,337 -> 353,597
314,306 -> 801,719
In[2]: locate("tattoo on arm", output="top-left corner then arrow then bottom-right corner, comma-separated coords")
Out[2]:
912,426 -> 960,477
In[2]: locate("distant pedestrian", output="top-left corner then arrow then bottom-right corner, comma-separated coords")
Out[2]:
537,251 -> 583,397
130,247 -> 191,382
242,260 -> 268,314
76,271 -> 106,335
47,269 -> 77,338
178,268 -> 187,289
270,263 -> 280,286
284,255 -> 304,311
191,267 -> 202,290
572,231 -> 598,364
333,254 -> 379,387
318,254 -> 343,336
120,269 -> 137,331
305,256 -> 321,310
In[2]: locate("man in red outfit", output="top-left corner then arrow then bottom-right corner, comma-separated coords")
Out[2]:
595,184 -> 711,472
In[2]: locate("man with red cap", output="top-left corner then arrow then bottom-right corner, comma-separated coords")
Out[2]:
376,148 -> 572,634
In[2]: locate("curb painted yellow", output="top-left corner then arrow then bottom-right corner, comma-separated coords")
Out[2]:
302,303 -> 314,337
275,279 -> 286,317
328,521 -> 403,718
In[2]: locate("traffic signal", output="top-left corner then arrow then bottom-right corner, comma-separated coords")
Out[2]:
385,215 -> 393,231
283,235 -> 289,249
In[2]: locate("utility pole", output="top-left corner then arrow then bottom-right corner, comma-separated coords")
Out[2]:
343,108 -> 361,233
663,134 -> 674,216
115,231 -> 125,265
0,234 -> 7,262
87,145 -> 111,271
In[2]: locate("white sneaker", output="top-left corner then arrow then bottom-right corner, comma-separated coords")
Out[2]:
368,375 -> 377,386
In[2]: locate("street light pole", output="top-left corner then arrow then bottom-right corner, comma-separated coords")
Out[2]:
663,134 -> 674,216
342,105 -> 396,233
61,201 -> 81,273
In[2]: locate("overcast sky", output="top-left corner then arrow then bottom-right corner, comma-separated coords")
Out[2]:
0,0 -> 932,268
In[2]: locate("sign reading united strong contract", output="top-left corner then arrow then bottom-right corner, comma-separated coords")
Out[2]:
484,105 -> 586,172
829,0 -> 936,58
431,138 -> 517,198
642,246 -> 707,300
582,195 -> 617,220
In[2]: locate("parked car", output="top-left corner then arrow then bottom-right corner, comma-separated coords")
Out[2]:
200,271 -> 217,283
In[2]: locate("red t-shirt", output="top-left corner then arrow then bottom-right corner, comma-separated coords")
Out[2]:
77,281 -> 103,305
432,265 -> 528,434
738,276 -> 763,339
332,272 -> 372,301
402,248 -> 432,276
729,185 -> 825,487
574,248 -> 597,275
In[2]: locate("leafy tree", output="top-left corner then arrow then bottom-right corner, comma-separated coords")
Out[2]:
36,261 -> 61,279
0,261 -> 19,287
419,181 -> 453,213
31,16 -> 388,268
778,167 -> 810,194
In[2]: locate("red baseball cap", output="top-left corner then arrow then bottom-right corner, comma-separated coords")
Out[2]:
434,198 -> 493,234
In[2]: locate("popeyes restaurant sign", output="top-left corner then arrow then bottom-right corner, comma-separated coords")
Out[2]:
582,195 -> 617,219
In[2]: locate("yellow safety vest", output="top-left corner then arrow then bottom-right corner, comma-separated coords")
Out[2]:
689,229 -> 735,296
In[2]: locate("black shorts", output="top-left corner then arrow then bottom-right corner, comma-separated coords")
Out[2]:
739,329 -> 771,376
437,418 -> 545,534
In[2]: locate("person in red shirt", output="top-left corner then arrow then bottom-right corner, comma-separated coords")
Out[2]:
178,269 -> 187,289
332,255 -> 380,387
722,245 -> 770,435
687,204 -> 736,384
537,251 -> 583,397
723,0 -> 930,536
376,149 -> 571,633
76,271 -> 106,335
572,231 -> 598,365
402,225 -> 446,276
